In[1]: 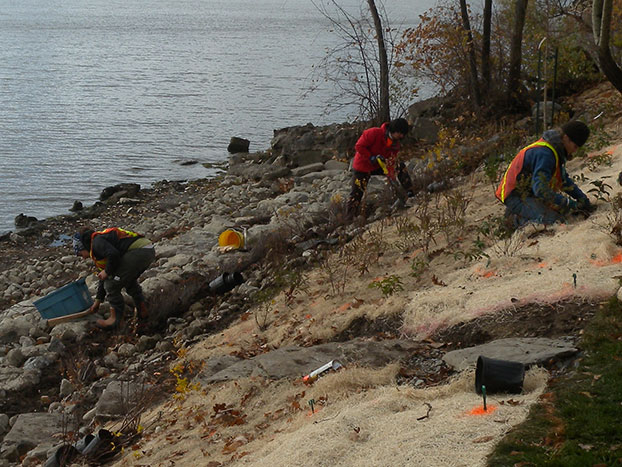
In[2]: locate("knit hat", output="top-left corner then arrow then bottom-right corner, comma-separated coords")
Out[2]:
561,121 -> 590,147
72,233 -> 85,255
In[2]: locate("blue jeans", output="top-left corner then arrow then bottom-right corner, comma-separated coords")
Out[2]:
504,194 -> 565,228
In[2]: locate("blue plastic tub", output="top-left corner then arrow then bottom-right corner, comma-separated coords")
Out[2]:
33,277 -> 93,320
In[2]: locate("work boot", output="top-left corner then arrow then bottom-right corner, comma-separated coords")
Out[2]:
136,302 -> 149,319
502,213 -> 518,235
134,302 -> 150,334
96,308 -> 122,330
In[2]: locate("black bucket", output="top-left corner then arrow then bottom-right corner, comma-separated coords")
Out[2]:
209,272 -> 244,294
44,445 -> 81,467
475,355 -> 525,394
81,429 -> 114,456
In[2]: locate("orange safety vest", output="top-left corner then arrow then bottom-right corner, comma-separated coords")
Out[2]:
90,227 -> 140,270
495,140 -> 563,203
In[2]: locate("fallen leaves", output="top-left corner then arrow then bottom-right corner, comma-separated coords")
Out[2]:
211,403 -> 247,427
222,434 -> 251,454
500,399 -> 523,406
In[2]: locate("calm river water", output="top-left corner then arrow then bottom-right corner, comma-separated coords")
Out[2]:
0,0 -> 429,233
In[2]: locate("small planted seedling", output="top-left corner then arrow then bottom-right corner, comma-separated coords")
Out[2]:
369,275 -> 404,297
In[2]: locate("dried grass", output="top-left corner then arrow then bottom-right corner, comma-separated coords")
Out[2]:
233,368 -> 548,467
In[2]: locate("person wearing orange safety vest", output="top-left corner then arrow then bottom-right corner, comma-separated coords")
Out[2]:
495,121 -> 594,228
72,227 -> 155,330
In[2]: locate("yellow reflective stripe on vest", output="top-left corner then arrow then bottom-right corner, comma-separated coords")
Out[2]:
497,140 -> 559,202
89,228 -> 140,270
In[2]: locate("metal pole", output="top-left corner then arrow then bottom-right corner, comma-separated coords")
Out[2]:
551,47 -> 559,127
536,37 -> 547,135
543,44 -> 548,130
536,51 -> 541,135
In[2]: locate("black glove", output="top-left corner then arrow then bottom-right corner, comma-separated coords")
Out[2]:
580,203 -> 597,217
574,200 -> 596,218
370,155 -> 386,166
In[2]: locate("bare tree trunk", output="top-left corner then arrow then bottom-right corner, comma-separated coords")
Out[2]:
481,0 -> 492,93
593,0 -> 622,93
506,0 -> 529,107
367,0 -> 390,123
459,0 -> 481,108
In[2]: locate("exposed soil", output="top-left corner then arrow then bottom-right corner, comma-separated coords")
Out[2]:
335,313 -> 404,341
337,299 -> 600,388
431,299 -> 600,350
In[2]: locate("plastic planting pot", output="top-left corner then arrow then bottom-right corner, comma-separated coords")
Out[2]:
475,355 -> 525,394
209,272 -> 244,294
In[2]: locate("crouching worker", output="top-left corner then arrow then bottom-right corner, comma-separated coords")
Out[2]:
346,117 -> 414,219
73,227 -> 156,330
495,120 -> 595,228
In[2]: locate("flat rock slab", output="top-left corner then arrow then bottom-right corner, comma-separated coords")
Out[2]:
2,413 -> 64,448
96,380 -> 153,419
443,337 -> 578,371
197,339 -> 419,384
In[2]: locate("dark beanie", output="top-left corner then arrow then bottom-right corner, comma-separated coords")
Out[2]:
561,121 -> 590,147
388,117 -> 410,134
80,230 -> 94,251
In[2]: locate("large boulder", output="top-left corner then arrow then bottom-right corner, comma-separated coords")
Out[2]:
1,413 -> 64,456
443,337 -> 579,371
95,380 -> 154,420
410,117 -> 440,144
14,214 -> 38,229
227,136 -> 250,153
0,310 -> 38,344
99,183 -> 141,202
270,122 -> 363,166
140,271 -> 207,325
196,338 -> 420,383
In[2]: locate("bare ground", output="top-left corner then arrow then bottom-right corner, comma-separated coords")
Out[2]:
2,82 -> 622,466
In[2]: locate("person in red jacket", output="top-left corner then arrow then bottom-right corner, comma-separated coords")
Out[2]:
346,117 -> 413,218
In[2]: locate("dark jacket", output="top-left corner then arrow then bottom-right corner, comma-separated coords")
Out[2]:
87,229 -> 144,301
512,129 -> 590,211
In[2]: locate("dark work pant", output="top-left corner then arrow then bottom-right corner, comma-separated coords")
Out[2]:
346,162 -> 413,217
103,247 -> 156,313
503,194 -> 565,227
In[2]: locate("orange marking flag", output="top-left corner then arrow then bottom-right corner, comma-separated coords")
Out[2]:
468,404 -> 497,416
589,251 -> 622,267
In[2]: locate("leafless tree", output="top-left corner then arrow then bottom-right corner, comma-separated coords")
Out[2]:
459,0 -> 482,108
592,0 -> 622,93
507,0 -> 529,107
481,0 -> 493,92
367,0 -> 390,122
310,0 -> 406,123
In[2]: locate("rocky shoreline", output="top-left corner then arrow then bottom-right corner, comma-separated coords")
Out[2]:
0,88 -> 612,464
0,117 -> 449,465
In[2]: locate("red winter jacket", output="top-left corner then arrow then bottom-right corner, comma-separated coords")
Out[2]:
351,122 -> 401,179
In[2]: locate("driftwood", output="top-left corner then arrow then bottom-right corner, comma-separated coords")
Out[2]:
417,402 -> 433,421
